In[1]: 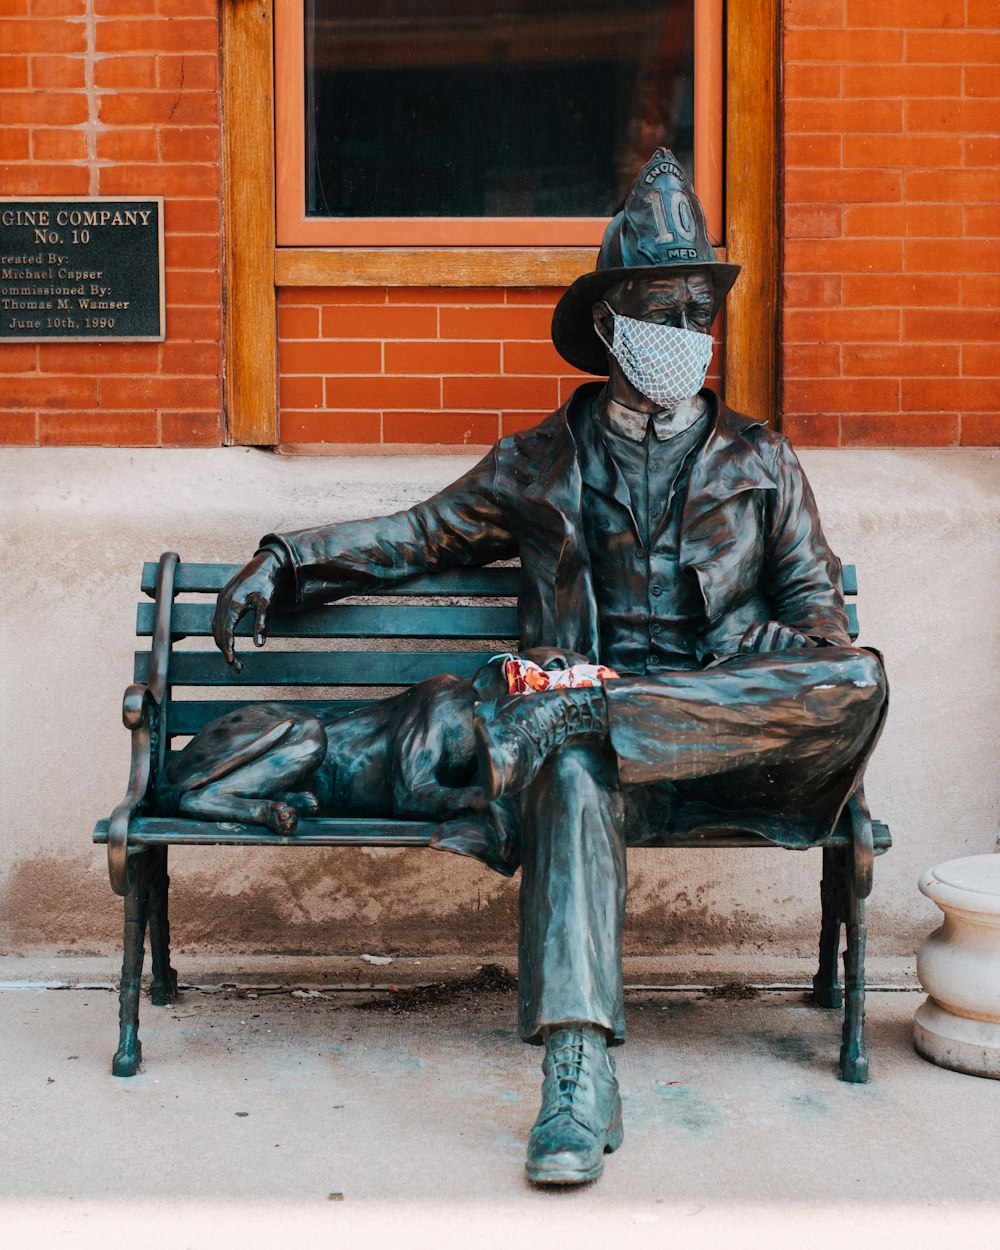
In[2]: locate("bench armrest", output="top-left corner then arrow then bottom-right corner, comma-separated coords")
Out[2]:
846,786 -> 875,900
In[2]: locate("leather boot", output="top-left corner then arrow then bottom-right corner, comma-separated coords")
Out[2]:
526,1024 -> 623,1185
474,686 -> 609,799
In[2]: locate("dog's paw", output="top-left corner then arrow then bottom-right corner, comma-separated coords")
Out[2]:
263,800 -> 299,835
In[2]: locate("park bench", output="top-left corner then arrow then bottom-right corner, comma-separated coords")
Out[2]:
93,551 -> 890,1084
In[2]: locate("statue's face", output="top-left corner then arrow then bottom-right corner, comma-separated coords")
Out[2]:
610,274 -> 715,332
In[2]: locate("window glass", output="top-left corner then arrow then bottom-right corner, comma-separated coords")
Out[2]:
304,0 -> 695,221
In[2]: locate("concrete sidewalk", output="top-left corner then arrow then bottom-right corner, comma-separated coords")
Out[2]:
2,955 -> 998,1249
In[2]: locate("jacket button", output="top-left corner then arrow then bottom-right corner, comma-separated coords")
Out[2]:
651,623 -> 662,635
650,584 -> 662,596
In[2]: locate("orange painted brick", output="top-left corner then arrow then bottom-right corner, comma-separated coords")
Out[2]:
288,288 -> 385,306
907,169 -> 1000,201
905,309 -> 997,342
785,0 -> 844,28
160,410 -> 223,447
785,100 -> 903,134
159,0 -> 217,15
960,414 -> 1000,446
96,127 -> 158,162
0,411 -> 37,444
960,275 -> 1000,307
502,340 -> 567,374
383,410 -> 499,445
277,307 -> 320,339
4,376 -> 98,408
33,0 -> 87,12
102,163 -> 220,199
165,234 -> 221,270
780,413 -> 841,447
281,410 -> 381,444
844,274 -> 961,306
907,99 -> 999,135
94,54 -> 156,88
782,273 -> 844,308
0,0 -> 28,12
4,20 -> 85,53
783,378 -> 898,414
844,203 -> 962,237
965,137 -> 1000,168
158,54 -> 218,91
785,168 -> 902,203
903,379 -> 998,413
164,199 -> 220,233
785,309 -> 901,343
164,271 -> 222,305
785,29 -> 903,62
965,206 -> 1000,237
31,54 -> 86,89
321,304 -> 437,340
785,200 -> 850,238
968,0 -> 1000,23
501,411 -> 552,436
99,90 -> 217,127
444,375 -> 558,410
279,377 -> 323,409
843,134 -> 961,169
784,64 -> 841,98
0,128 -> 30,159
0,55 -> 30,91
840,414 -> 958,447
160,341 -> 220,375
31,129 -> 87,161
281,341 -> 381,375
782,344 -> 841,378
39,411 -> 159,446
0,91 -> 88,125
37,342 -> 159,374
786,238 -> 903,274
160,127 -> 221,164
326,375 -> 441,410
5,164 -> 89,195
842,344 -> 959,377
845,0 -> 964,25
165,307 -> 221,341
101,376 -> 219,409
95,19 -> 217,54
906,239 -> 1000,274
963,346 -> 1000,377
0,345 -> 37,371
843,64 -> 962,98
388,288 -> 502,305
94,1 -> 162,14
964,65 -> 1000,98
385,340 -> 500,375
439,306 -> 554,340
906,31 -> 1000,64
785,134 -> 842,167
505,289 -> 566,305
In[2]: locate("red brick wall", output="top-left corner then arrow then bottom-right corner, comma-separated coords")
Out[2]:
0,0 -> 222,446
782,0 -> 999,447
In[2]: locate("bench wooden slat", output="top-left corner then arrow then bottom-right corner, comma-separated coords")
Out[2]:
846,602 -> 858,640
136,649 -> 491,686
167,698 -> 371,735
142,562 -> 521,597
137,601 -> 519,640
92,816 -> 891,852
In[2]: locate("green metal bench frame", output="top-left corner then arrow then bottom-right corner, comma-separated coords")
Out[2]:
93,551 -> 890,1082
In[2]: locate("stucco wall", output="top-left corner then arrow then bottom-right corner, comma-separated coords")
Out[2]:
1,446 -> 997,960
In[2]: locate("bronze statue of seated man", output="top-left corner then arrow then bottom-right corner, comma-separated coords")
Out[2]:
205,150 -> 887,1186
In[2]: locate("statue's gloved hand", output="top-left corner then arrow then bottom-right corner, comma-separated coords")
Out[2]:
738,620 -> 817,654
212,548 -> 285,671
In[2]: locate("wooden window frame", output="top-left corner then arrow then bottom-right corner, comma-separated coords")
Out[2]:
221,0 -> 779,445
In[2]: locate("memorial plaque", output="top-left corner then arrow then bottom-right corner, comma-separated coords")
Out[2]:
0,197 -> 165,342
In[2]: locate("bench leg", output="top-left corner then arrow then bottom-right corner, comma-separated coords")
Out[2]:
813,845 -> 844,1009
840,886 -> 869,1083
112,850 -> 152,1077
148,846 -> 179,1007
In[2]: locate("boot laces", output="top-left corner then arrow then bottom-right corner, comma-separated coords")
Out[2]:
548,1033 -> 591,1111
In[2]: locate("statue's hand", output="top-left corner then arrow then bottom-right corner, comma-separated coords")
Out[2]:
738,621 -> 816,654
212,549 -> 284,671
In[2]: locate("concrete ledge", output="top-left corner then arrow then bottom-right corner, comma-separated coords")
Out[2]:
2,446 -> 997,958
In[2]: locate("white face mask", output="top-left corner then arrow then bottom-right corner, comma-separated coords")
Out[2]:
597,306 -> 714,410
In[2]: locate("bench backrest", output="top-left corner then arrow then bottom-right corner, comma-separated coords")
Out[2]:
135,556 -> 859,743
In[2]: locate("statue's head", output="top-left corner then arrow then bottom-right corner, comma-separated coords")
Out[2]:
551,149 -> 740,377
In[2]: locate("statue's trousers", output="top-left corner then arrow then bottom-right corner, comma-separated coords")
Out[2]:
517,646 -> 887,1044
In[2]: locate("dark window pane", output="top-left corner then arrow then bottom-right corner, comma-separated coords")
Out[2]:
305,0 -> 694,219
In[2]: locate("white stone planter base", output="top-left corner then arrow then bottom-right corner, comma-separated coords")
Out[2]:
914,998 -> 1000,1079
915,855 -> 1000,1081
